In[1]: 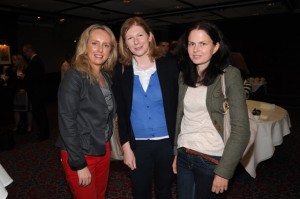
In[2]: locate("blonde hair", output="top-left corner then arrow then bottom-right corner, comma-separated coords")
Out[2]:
12,54 -> 27,71
74,24 -> 118,79
118,17 -> 161,66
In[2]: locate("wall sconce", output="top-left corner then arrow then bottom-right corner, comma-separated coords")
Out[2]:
0,44 -> 11,65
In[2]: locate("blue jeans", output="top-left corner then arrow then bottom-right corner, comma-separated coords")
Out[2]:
177,148 -> 223,199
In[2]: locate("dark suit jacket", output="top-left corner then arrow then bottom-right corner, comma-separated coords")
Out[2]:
23,54 -> 50,139
112,57 -> 179,149
24,54 -> 45,98
56,68 -> 116,170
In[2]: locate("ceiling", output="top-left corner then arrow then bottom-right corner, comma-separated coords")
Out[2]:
0,0 -> 299,28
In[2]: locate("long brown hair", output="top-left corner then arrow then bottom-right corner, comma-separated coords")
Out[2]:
118,17 -> 161,66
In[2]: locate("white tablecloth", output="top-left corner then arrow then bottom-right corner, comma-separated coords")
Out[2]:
240,100 -> 291,178
0,164 -> 13,199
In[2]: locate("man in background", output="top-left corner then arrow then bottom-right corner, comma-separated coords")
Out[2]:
22,44 -> 50,141
158,40 -> 170,57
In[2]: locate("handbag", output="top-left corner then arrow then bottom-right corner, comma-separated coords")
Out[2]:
109,65 -> 125,160
110,114 -> 124,160
221,71 -> 257,158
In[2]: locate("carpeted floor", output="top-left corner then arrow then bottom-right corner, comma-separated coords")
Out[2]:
0,101 -> 299,199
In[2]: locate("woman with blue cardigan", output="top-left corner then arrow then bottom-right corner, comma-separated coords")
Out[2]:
112,17 -> 178,199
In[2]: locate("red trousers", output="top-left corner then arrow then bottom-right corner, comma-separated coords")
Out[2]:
60,142 -> 111,199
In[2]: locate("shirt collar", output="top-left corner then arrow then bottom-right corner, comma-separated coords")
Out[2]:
132,58 -> 156,74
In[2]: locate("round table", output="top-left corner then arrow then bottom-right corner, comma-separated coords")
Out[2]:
240,100 -> 291,178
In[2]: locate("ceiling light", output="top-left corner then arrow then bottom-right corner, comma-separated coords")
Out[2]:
267,2 -> 275,7
134,11 -> 143,15
20,4 -> 28,8
123,0 -> 131,4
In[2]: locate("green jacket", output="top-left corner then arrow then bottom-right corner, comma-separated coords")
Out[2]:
174,65 -> 250,179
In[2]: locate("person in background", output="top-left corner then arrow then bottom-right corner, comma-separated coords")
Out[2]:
169,40 -> 179,57
22,43 -> 50,141
0,65 -> 15,88
0,66 -> 11,86
0,65 -> 15,127
239,69 -> 252,99
158,40 -> 170,57
112,17 -> 178,199
172,20 -> 250,199
11,54 -> 33,133
56,24 -> 117,199
169,39 -> 181,66
60,51 -> 73,80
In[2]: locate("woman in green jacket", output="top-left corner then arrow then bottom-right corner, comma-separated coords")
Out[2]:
172,20 -> 250,199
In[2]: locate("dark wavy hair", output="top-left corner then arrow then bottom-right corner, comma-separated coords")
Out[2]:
179,20 -> 231,87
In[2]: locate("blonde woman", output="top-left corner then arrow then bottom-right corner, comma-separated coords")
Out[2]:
11,54 -> 33,133
56,24 -> 118,199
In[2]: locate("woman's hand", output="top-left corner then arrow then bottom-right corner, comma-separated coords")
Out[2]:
17,72 -> 25,79
17,89 -> 26,94
211,174 -> 229,194
122,142 -> 136,170
77,167 -> 91,186
172,155 -> 177,174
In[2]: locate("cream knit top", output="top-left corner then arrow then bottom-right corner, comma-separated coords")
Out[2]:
177,86 -> 224,156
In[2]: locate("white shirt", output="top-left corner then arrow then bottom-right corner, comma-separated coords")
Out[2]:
132,59 -> 156,92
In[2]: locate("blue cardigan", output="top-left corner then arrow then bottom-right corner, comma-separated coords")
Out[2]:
112,56 -> 179,149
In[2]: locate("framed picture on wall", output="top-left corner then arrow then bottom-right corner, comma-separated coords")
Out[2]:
0,45 -> 11,65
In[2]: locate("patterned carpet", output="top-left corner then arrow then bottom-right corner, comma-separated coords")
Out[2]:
0,101 -> 299,199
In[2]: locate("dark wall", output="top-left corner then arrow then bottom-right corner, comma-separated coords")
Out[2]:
166,14 -> 300,105
1,12 -> 299,105
0,13 -> 18,54
218,14 -> 300,102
